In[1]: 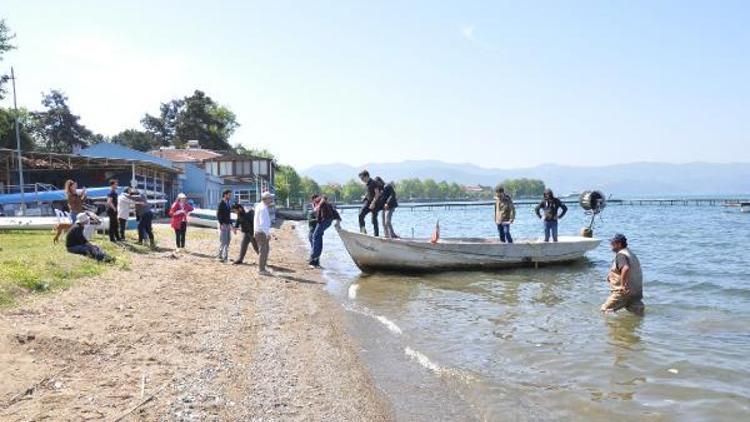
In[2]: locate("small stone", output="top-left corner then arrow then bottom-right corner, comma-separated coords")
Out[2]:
668,368 -> 679,374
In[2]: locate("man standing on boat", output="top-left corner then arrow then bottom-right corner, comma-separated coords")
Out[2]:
535,188 -> 567,242
494,185 -> 515,243
357,170 -> 383,236
601,234 -> 644,315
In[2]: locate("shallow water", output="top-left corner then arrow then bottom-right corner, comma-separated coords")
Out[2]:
304,203 -> 750,421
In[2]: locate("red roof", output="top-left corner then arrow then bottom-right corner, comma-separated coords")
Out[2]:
148,148 -> 222,163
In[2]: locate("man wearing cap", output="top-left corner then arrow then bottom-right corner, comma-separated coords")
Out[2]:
254,191 -> 274,275
602,233 -> 644,315
66,214 -> 114,262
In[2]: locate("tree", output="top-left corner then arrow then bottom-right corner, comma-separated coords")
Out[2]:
142,90 -> 239,150
0,19 -> 15,100
234,144 -> 275,160
321,183 -> 342,203
112,129 -> 158,151
501,178 -> 545,198
0,107 -> 34,150
30,90 -> 94,153
300,176 -> 321,200
341,179 -> 364,202
274,165 -> 302,206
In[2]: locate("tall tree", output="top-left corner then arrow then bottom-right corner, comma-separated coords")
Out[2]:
30,90 -> 95,153
112,129 -> 158,151
234,144 -> 275,159
0,107 -> 33,150
0,19 -> 15,100
274,165 -> 302,206
142,90 -> 239,150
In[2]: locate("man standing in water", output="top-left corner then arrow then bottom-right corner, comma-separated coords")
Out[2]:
357,170 -> 383,236
494,185 -> 515,243
217,189 -> 233,263
535,188 -> 567,242
254,192 -> 274,275
602,233 -> 644,315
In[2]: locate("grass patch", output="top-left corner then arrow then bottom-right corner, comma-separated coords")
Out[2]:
0,229 -> 131,308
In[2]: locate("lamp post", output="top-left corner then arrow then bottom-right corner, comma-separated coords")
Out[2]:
11,67 -> 26,216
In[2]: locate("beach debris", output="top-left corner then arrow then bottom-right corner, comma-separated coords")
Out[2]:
430,220 -> 440,244
668,368 -> 679,374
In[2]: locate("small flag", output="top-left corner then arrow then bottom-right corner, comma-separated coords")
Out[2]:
430,220 -> 440,244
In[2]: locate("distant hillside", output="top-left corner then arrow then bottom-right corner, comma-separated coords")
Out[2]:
301,161 -> 750,196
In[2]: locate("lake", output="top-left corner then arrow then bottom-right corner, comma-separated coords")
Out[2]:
301,202 -> 750,421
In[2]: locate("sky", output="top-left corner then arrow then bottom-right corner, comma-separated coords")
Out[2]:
2,0 -> 749,170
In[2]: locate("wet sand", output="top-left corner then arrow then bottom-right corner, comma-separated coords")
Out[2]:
0,222 -> 391,421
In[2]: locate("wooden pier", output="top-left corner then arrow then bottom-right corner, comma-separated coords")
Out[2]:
334,198 -> 750,211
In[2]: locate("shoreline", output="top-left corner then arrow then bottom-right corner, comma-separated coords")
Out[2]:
0,222 -> 392,420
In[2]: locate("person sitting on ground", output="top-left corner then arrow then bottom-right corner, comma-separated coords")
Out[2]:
66,214 -> 114,262
601,233 -> 644,315
494,185 -> 516,243
232,203 -> 257,265
357,170 -> 384,236
309,195 -> 341,268
534,188 -> 567,242
254,192 -> 274,275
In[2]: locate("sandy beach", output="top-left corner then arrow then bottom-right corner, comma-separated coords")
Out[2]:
0,222 -> 391,421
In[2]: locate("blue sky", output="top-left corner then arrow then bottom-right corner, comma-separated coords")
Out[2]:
2,0 -> 748,169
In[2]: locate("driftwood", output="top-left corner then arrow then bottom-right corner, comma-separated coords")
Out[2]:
2,366 -> 70,409
112,381 -> 169,422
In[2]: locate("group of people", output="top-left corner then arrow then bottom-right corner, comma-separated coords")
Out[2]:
492,185 -> 568,243
356,170 -> 399,238
214,189 -> 274,275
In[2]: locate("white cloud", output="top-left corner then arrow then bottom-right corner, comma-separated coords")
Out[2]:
461,25 -> 476,42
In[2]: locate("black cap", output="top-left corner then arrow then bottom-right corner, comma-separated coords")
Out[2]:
609,233 -> 627,244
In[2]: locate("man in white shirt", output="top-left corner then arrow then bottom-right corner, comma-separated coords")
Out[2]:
253,191 -> 274,275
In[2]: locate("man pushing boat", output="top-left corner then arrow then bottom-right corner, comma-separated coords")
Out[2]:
601,233 -> 644,315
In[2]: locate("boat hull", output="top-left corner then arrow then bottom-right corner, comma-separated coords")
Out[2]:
336,226 -> 601,272
0,216 -> 111,231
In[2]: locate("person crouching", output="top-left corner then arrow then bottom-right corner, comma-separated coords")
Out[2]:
601,233 -> 644,315
232,203 -> 257,265
66,214 -> 114,263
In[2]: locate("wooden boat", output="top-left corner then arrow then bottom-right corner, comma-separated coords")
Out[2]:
336,226 -> 601,272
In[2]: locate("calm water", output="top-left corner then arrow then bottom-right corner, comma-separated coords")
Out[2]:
302,203 -> 750,421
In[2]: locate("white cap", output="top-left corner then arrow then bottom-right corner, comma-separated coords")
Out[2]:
261,192 -> 274,199
177,193 -> 187,200
76,213 -> 90,224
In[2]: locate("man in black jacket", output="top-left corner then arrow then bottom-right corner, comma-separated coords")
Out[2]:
357,170 -> 383,236
309,196 -> 341,268
217,189 -> 233,262
534,188 -> 568,242
232,203 -> 258,265
66,214 -> 114,262
106,179 -> 121,242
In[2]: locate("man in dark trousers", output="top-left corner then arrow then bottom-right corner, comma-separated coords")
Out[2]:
135,190 -> 156,249
106,179 -> 121,242
217,189 -> 233,263
232,203 -> 257,265
534,188 -> 568,242
66,214 -> 114,262
357,170 -> 383,236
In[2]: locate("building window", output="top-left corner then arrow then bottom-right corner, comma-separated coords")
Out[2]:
258,160 -> 269,176
207,162 -> 218,176
219,161 -> 233,176
239,161 -> 251,175
234,189 -> 253,203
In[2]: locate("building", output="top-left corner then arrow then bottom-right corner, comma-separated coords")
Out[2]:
150,141 -> 275,209
0,147 -> 180,216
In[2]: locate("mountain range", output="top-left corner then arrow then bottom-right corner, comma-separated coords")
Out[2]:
301,160 -> 750,196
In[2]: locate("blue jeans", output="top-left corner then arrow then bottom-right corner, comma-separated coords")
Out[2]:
497,223 -> 513,243
218,224 -> 232,261
309,219 -> 333,265
68,244 -> 107,261
544,220 -> 559,242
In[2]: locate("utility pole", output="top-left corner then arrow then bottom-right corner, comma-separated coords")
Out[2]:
11,67 -> 26,216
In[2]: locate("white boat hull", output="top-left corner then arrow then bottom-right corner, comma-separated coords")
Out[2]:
336,226 -> 601,272
0,216 -> 110,231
